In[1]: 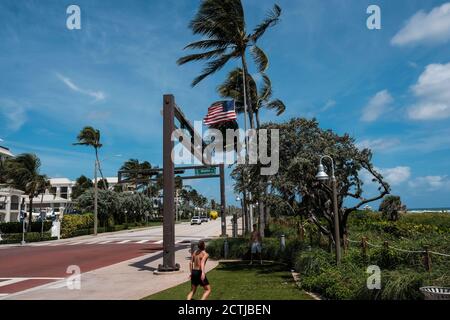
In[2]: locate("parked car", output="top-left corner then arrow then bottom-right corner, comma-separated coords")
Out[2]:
190,216 -> 202,225
200,215 -> 209,223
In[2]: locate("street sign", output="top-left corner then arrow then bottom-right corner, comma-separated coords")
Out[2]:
195,167 -> 216,175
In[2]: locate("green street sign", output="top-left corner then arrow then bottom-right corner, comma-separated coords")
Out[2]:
195,167 -> 216,175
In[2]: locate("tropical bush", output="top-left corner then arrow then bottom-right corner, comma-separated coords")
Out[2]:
60,213 -> 94,238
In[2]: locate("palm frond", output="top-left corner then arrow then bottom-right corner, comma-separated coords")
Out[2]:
259,73 -> 272,102
177,48 -> 228,65
191,53 -> 236,87
250,4 -> 281,42
266,99 -> 286,116
251,46 -> 268,73
189,0 -> 245,41
184,39 -> 230,50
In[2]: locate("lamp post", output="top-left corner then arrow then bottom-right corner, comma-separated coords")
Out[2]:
316,155 -> 341,264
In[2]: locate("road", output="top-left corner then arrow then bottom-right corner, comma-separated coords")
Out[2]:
0,218 -> 230,299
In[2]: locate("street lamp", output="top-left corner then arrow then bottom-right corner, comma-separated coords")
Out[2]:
316,155 -> 341,264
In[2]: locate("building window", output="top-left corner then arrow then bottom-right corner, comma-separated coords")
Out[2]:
11,195 -> 19,211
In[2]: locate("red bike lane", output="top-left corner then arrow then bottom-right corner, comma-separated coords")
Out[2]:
0,243 -> 162,295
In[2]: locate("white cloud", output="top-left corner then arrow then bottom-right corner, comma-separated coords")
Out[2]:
361,90 -> 393,122
57,73 -> 106,102
391,3 -> 450,46
321,99 -> 336,111
379,166 -> 411,186
409,175 -> 450,190
408,62 -> 450,120
0,100 -> 27,131
357,138 -> 401,152
360,166 -> 411,187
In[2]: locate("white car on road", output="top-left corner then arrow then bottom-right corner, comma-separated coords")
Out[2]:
190,216 -> 202,225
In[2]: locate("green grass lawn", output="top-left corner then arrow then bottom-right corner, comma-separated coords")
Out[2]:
144,261 -> 313,300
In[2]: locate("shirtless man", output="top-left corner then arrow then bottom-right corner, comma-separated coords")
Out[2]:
250,224 -> 262,265
187,240 -> 211,300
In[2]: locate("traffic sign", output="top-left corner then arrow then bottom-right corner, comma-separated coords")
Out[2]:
195,167 -> 216,175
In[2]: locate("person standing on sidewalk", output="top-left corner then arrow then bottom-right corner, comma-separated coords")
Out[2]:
250,224 -> 263,265
187,240 -> 211,300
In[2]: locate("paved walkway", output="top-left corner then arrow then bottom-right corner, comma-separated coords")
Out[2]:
3,244 -> 219,300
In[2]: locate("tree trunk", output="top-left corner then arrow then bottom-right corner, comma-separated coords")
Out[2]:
255,109 -> 261,130
28,196 -> 33,232
241,54 -> 255,129
95,148 -> 107,190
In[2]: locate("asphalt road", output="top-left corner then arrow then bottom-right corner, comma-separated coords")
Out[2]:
0,218 -> 226,298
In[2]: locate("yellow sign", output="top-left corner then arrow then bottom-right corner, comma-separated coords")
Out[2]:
209,210 -> 219,220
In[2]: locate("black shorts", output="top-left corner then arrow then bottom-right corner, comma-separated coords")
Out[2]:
191,270 -> 209,287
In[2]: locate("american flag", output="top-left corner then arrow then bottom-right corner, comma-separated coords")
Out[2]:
203,100 -> 237,126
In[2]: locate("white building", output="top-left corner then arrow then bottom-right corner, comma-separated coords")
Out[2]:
1,143 -> 120,222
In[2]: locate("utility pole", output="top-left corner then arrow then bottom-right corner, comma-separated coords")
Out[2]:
94,159 -> 98,236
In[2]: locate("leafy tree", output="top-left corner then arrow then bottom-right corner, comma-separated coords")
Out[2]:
71,175 -> 94,199
232,118 -> 391,243
178,0 -> 282,129
4,153 -> 48,230
379,195 -> 406,221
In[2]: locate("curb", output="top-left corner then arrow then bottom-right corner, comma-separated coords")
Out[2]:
291,272 -> 322,300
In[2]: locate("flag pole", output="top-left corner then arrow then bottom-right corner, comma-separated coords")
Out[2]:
241,67 -> 251,235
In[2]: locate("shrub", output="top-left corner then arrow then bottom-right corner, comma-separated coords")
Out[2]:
0,221 -> 53,234
61,213 -> 94,238
381,270 -> 424,300
0,232 -> 56,244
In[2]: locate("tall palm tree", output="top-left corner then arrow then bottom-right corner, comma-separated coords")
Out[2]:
178,0 -> 282,129
4,154 -> 47,231
73,126 -> 106,235
119,159 -> 153,193
218,68 -> 285,129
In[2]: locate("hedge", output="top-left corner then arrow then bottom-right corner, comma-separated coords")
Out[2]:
0,221 -> 53,234
0,231 -> 57,244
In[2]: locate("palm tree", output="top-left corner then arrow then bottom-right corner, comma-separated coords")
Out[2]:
4,154 -> 47,231
119,159 -> 153,192
178,0 -> 282,129
71,175 -> 94,199
218,68 -> 285,129
73,126 -> 106,235
35,175 -> 51,238
73,127 -> 107,188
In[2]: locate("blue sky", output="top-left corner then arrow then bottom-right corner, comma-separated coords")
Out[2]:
1,0 -> 450,208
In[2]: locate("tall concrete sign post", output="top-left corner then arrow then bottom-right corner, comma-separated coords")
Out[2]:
158,94 -> 179,272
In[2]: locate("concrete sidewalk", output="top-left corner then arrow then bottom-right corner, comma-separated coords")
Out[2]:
3,245 -> 219,300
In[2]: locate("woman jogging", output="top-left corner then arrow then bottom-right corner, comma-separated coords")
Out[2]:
187,240 -> 211,300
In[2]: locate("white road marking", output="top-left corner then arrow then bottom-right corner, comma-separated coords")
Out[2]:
0,294 -> 8,297
67,241 -> 86,246
0,278 -> 27,287
136,240 -> 149,244
85,240 -> 105,244
155,240 -> 163,244
0,277 -> 65,288
117,240 -> 131,244
98,240 -> 114,244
